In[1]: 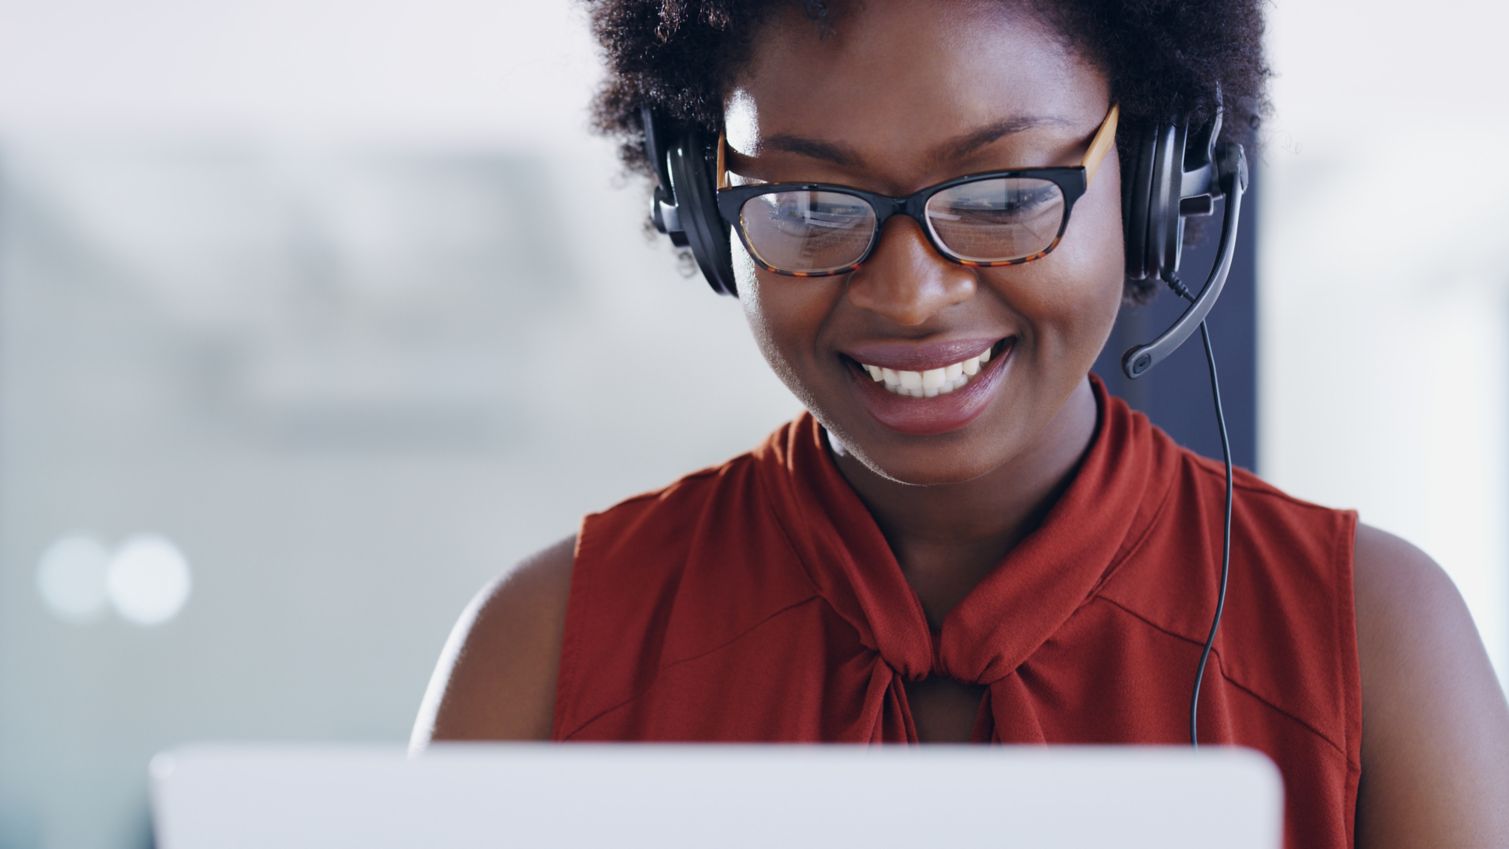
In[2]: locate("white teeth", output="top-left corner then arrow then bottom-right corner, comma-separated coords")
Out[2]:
857,342 -> 1004,398
921,368 -> 945,392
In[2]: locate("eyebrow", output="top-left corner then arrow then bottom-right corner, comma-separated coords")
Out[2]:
761,114 -> 1074,170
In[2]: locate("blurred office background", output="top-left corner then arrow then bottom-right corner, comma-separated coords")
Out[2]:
0,1 -> 1504,847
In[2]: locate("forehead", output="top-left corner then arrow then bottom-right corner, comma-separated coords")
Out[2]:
724,0 -> 1108,174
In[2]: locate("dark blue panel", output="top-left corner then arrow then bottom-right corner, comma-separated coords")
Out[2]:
1092,163 -> 1259,472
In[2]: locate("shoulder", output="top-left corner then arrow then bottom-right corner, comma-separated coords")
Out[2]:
579,449 -> 767,546
1110,443 -> 1358,659
1351,522 -> 1509,845
569,447 -> 781,601
1352,523 -> 1465,635
1351,523 -> 1499,721
410,534 -> 576,747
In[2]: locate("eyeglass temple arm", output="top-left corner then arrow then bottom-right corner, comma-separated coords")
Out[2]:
1083,104 -> 1120,183
716,132 -> 729,190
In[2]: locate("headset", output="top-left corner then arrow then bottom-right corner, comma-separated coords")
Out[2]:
642,93 -> 1249,748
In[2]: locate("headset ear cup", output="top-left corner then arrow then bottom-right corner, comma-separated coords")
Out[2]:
641,105 -> 674,204
1123,123 -> 1158,287
1125,122 -> 1191,290
1150,124 -> 1189,280
667,127 -> 738,296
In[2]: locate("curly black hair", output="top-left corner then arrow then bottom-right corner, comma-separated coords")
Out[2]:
584,0 -> 1270,303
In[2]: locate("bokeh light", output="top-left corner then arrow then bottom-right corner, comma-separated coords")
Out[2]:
35,533 -> 112,623
105,533 -> 193,626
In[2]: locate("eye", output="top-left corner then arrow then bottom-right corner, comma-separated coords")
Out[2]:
928,178 -> 1064,226
772,197 -> 868,227
950,187 -> 1055,220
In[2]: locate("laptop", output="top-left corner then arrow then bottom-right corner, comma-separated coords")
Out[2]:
150,743 -> 1283,849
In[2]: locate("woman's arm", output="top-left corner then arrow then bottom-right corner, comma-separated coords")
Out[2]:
1354,523 -> 1509,846
408,535 -> 576,749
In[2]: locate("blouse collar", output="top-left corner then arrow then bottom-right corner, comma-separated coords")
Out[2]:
755,373 -> 1180,684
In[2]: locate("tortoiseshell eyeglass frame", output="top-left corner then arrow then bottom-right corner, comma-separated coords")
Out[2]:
713,103 -> 1120,278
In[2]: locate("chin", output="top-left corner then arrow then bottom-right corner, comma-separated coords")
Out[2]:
822,415 -> 1018,488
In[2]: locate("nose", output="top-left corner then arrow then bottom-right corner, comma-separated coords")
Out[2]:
844,216 -> 976,327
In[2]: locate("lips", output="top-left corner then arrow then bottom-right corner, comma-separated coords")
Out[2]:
850,340 -> 1006,398
841,337 -> 1003,372
839,336 -> 1017,436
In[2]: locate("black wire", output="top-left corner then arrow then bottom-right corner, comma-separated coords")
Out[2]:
1185,306 -> 1234,749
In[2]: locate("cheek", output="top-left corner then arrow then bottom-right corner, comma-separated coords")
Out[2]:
735,242 -> 786,371
993,161 -> 1125,365
735,245 -> 835,403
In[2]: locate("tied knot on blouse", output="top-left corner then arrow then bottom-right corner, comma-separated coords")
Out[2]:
755,375 -> 1170,690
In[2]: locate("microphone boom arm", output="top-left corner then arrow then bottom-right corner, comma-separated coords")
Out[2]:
1121,143 -> 1249,379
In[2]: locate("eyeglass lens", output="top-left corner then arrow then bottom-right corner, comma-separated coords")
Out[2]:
736,177 -> 1066,274
738,190 -> 877,275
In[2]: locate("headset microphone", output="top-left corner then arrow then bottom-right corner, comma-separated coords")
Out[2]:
1121,142 -> 1249,379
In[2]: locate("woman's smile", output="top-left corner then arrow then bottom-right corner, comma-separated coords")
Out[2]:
840,336 -> 1016,436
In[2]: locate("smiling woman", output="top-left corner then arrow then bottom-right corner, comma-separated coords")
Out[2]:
412,2 -> 1509,847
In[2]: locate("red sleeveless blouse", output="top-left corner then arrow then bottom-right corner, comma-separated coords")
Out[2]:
551,375 -> 1362,849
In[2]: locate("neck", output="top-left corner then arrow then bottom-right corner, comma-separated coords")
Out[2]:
828,376 -> 1100,598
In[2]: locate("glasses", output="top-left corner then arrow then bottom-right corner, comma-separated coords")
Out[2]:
715,104 -> 1119,277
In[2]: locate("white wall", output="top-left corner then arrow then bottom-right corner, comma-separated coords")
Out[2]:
1262,2 -> 1509,687
0,3 -> 799,848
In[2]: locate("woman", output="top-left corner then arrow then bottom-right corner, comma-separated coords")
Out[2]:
413,1 -> 1509,846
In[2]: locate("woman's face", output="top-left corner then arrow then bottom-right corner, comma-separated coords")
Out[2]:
725,0 -> 1124,486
